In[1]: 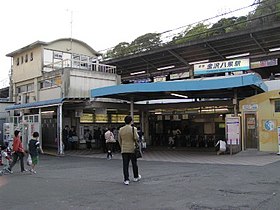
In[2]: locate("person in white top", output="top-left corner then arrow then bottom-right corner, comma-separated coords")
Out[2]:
215,139 -> 227,155
104,128 -> 116,160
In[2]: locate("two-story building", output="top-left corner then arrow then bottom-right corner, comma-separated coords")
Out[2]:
5,38 -> 120,154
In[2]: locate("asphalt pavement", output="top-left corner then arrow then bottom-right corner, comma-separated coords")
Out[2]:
1,151 -> 280,210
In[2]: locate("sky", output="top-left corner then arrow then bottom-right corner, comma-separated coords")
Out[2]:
0,0 -> 255,87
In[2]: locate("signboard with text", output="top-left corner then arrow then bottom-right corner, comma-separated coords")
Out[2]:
194,59 -> 250,75
226,117 -> 240,145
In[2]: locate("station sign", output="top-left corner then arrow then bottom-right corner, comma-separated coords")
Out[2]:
194,59 -> 249,75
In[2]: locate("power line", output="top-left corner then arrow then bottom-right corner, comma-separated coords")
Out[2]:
98,1 -> 261,54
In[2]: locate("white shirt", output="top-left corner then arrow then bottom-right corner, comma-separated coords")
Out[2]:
216,140 -> 226,151
105,130 -> 116,143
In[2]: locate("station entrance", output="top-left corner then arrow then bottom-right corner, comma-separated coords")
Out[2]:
149,113 -> 225,149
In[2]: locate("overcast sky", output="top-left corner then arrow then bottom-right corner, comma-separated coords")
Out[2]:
0,0 -> 255,86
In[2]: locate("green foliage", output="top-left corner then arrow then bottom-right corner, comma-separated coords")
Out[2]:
129,33 -> 162,53
104,0 -> 280,60
104,42 -> 129,59
248,0 -> 280,25
173,23 -> 209,44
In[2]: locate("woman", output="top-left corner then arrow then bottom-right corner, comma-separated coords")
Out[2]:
104,128 -> 116,160
8,130 -> 27,173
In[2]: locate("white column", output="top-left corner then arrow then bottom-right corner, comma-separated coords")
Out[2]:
39,108 -> 42,145
57,104 -> 64,155
130,98 -> 134,120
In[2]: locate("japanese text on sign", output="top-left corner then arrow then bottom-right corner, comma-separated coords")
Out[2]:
194,59 -> 250,75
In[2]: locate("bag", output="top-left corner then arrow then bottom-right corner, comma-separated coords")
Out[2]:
142,142 -> 146,149
132,126 -> 142,158
134,144 -> 142,159
27,154 -> 32,166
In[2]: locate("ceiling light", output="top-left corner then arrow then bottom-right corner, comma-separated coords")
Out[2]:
130,71 -> 146,76
269,47 -> 280,52
157,65 -> 175,71
170,93 -> 188,99
41,110 -> 55,114
225,53 -> 250,59
189,59 -> 209,65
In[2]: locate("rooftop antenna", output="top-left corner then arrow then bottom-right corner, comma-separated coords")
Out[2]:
66,9 -> 73,52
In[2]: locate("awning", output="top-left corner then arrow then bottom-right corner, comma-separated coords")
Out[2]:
5,98 -> 65,111
91,73 -> 268,102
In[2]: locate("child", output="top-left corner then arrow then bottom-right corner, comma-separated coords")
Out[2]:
0,145 -> 12,175
28,132 -> 44,174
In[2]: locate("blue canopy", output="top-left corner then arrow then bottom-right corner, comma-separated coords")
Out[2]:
91,73 -> 267,102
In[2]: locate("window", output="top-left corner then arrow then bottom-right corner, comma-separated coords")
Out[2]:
17,84 -> 34,93
16,58 -> 19,66
27,84 -> 34,92
30,52 -> 33,61
53,51 -> 63,59
21,56 -> 24,64
17,86 -> 26,93
40,79 -> 56,89
275,100 -> 280,112
25,54 -> 28,63
73,54 -> 80,60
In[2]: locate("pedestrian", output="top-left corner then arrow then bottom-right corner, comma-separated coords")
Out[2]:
28,131 -> 44,174
69,126 -> 78,150
62,125 -> 69,151
215,139 -> 227,155
8,130 -> 27,173
84,129 -> 92,150
104,128 -> 116,160
118,115 -> 141,185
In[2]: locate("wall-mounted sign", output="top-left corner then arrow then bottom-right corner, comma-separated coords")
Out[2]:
263,120 -> 276,131
251,59 -> 278,69
242,104 -> 258,111
154,76 -> 166,82
170,72 -> 190,80
194,59 -> 249,75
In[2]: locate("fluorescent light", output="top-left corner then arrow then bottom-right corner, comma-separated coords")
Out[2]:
269,47 -> 280,52
130,70 -> 146,76
155,112 -> 162,115
189,59 -> 209,65
157,65 -> 175,71
170,93 -> 188,99
226,53 -> 250,59
41,110 -> 55,114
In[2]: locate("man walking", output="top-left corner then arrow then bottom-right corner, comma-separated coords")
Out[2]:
118,115 -> 141,185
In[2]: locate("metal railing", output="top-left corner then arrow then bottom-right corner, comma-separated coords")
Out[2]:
43,59 -> 117,74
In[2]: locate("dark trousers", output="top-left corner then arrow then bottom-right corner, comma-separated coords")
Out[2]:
122,153 -> 139,181
9,152 -> 25,171
86,141 -> 92,149
106,142 -> 114,158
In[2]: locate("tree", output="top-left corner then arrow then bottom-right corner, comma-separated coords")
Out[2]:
129,33 -> 162,53
172,23 -> 209,44
248,0 -> 280,26
103,42 -> 130,59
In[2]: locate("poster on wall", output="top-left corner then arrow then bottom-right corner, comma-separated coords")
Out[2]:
247,117 -> 256,129
263,120 -> 276,131
226,117 -> 240,145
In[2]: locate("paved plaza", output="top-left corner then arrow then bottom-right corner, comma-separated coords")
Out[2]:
1,150 -> 280,210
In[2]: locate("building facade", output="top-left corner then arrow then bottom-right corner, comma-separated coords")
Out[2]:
240,89 -> 280,152
5,38 -> 120,153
